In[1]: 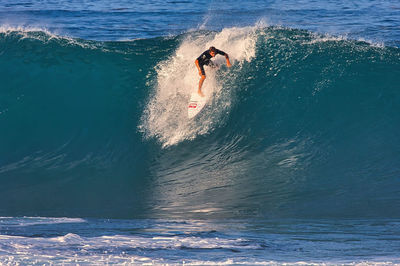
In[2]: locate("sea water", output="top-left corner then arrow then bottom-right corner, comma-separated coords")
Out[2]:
1,0 -> 400,264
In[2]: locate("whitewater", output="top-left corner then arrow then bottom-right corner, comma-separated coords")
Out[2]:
1,0 -> 400,264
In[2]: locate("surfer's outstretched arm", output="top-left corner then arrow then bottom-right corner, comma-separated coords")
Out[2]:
224,54 -> 232,67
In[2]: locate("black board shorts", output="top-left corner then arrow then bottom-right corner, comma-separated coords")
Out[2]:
199,61 -> 216,76
199,64 -> 206,76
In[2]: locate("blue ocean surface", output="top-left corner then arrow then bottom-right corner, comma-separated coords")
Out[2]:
1,0 -> 400,264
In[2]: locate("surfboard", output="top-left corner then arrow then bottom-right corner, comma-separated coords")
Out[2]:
188,92 -> 207,119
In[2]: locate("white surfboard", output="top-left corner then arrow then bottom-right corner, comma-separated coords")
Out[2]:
188,92 -> 207,119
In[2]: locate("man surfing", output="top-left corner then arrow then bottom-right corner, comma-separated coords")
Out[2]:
195,46 -> 231,97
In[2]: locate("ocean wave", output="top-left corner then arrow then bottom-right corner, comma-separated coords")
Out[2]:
0,25 -> 400,219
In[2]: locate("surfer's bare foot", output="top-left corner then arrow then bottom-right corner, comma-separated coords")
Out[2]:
197,90 -> 205,97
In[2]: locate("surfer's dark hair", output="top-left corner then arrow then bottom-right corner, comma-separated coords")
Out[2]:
209,46 -> 216,52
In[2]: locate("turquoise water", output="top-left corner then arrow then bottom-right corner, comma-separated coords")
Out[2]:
1,0 -> 400,264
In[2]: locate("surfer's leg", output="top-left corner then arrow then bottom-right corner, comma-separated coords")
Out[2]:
198,75 -> 206,97
197,65 -> 206,97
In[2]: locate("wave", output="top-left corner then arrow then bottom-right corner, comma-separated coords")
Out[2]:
0,25 -> 400,219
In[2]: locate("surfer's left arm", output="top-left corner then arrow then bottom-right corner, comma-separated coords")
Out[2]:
217,49 -> 231,67
224,54 -> 232,67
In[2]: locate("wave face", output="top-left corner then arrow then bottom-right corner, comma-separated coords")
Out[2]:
1,27 -> 400,219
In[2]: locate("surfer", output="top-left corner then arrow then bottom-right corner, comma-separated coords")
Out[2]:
195,46 -> 231,97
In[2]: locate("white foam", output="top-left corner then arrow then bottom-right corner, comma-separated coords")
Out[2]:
0,232 -> 262,265
1,233 -> 397,266
1,218 -> 399,265
139,26 -> 257,147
